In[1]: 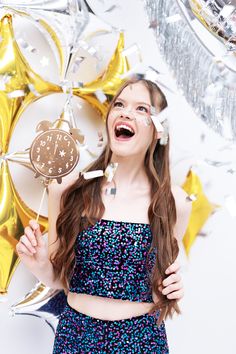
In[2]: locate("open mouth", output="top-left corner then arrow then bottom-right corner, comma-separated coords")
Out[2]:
114,123 -> 135,140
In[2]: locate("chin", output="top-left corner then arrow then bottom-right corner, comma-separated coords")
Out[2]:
109,143 -> 141,159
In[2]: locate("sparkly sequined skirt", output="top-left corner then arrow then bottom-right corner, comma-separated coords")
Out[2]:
52,302 -> 169,353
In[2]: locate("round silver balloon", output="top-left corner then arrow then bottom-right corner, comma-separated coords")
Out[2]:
144,0 -> 236,142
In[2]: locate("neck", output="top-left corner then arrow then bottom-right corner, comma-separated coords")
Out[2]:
109,153 -> 149,189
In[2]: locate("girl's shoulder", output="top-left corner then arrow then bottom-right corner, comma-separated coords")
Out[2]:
171,185 -> 192,242
171,184 -> 192,215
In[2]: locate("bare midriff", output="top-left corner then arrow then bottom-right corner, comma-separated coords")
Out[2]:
67,291 -> 158,321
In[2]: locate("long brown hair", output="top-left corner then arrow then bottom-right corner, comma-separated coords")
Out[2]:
50,77 -> 180,325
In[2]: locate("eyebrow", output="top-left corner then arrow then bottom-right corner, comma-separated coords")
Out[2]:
115,98 -> 151,107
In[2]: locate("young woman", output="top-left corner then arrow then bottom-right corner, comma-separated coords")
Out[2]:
16,77 -> 192,353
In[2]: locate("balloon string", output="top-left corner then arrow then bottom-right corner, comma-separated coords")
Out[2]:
36,187 -> 47,223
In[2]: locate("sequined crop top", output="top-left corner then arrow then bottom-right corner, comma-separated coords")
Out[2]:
69,218 -> 157,302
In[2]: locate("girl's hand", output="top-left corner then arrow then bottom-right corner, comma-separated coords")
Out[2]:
16,219 -> 48,269
159,260 -> 184,300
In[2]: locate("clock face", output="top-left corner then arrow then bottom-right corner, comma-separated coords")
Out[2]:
30,129 -> 79,178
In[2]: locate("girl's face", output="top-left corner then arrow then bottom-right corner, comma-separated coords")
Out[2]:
107,82 -> 160,158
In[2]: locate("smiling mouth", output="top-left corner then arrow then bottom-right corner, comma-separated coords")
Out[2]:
114,124 -> 135,139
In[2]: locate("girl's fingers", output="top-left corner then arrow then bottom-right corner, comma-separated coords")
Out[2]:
162,273 -> 181,287
19,235 -> 36,254
24,226 -> 37,247
16,242 -> 34,257
165,260 -> 180,275
29,220 -> 43,246
166,289 -> 184,300
162,281 -> 183,296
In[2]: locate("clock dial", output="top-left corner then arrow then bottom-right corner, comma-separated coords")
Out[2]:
30,129 -> 79,178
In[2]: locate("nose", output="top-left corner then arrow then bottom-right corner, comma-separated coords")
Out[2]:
119,109 -> 134,120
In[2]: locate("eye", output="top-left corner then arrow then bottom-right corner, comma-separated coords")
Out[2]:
113,101 -> 124,108
137,105 -> 148,113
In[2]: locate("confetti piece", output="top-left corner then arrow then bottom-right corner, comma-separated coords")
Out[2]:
186,194 -> 197,202
82,170 -> 104,180
95,89 -> 107,103
28,83 -> 40,97
7,90 -> 25,98
60,80 -> 83,93
0,73 -> 11,90
104,162 -> 118,183
165,14 -> 182,24
122,44 -> 140,58
104,4 -> 118,13
97,131 -> 104,147
105,187 -> 117,195
17,37 -> 36,53
71,56 -> 85,73
150,106 -> 170,134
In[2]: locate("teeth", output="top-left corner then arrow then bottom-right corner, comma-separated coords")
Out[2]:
115,124 -> 134,134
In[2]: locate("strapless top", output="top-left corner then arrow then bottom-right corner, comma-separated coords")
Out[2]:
69,218 -> 157,302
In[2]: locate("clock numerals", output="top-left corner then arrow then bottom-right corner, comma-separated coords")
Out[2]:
56,134 -> 62,141
31,129 -> 79,178
40,140 -> 46,147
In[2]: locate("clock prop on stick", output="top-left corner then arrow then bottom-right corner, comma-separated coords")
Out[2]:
30,119 -> 80,222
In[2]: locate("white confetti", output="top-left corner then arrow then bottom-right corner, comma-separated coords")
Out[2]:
104,162 -> 118,183
82,170 -> 104,180
165,14 -> 182,24
7,90 -> 25,98
95,89 -> 107,103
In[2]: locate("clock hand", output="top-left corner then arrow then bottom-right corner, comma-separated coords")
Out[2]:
53,142 -> 58,156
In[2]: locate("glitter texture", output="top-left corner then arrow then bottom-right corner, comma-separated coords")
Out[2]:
52,219 -> 169,353
53,302 -> 169,353
69,219 -> 157,302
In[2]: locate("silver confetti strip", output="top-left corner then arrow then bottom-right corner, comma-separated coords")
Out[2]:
144,0 -> 236,142
105,187 -> 117,195
94,89 -> 107,103
17,37 -> 37,53
186,193 -> 197,202
7,89 -> 25,98
82,170 -> 104,179
104,162 -> 118,183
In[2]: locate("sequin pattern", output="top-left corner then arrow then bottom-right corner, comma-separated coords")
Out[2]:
69,219 -> 157,302
52,302 -> 169,353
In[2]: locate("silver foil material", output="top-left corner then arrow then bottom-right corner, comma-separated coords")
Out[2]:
144,0 -> 236,142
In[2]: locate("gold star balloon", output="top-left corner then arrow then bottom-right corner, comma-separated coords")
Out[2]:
0,14 -> 60,294
0,14 -> 61,154
0,161 -> 48,294
182,169 -> 217,255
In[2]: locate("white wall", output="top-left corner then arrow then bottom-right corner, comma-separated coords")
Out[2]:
1,1 -> 236,353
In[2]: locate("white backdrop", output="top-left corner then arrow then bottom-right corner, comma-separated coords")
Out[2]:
1,1 -> 236,353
